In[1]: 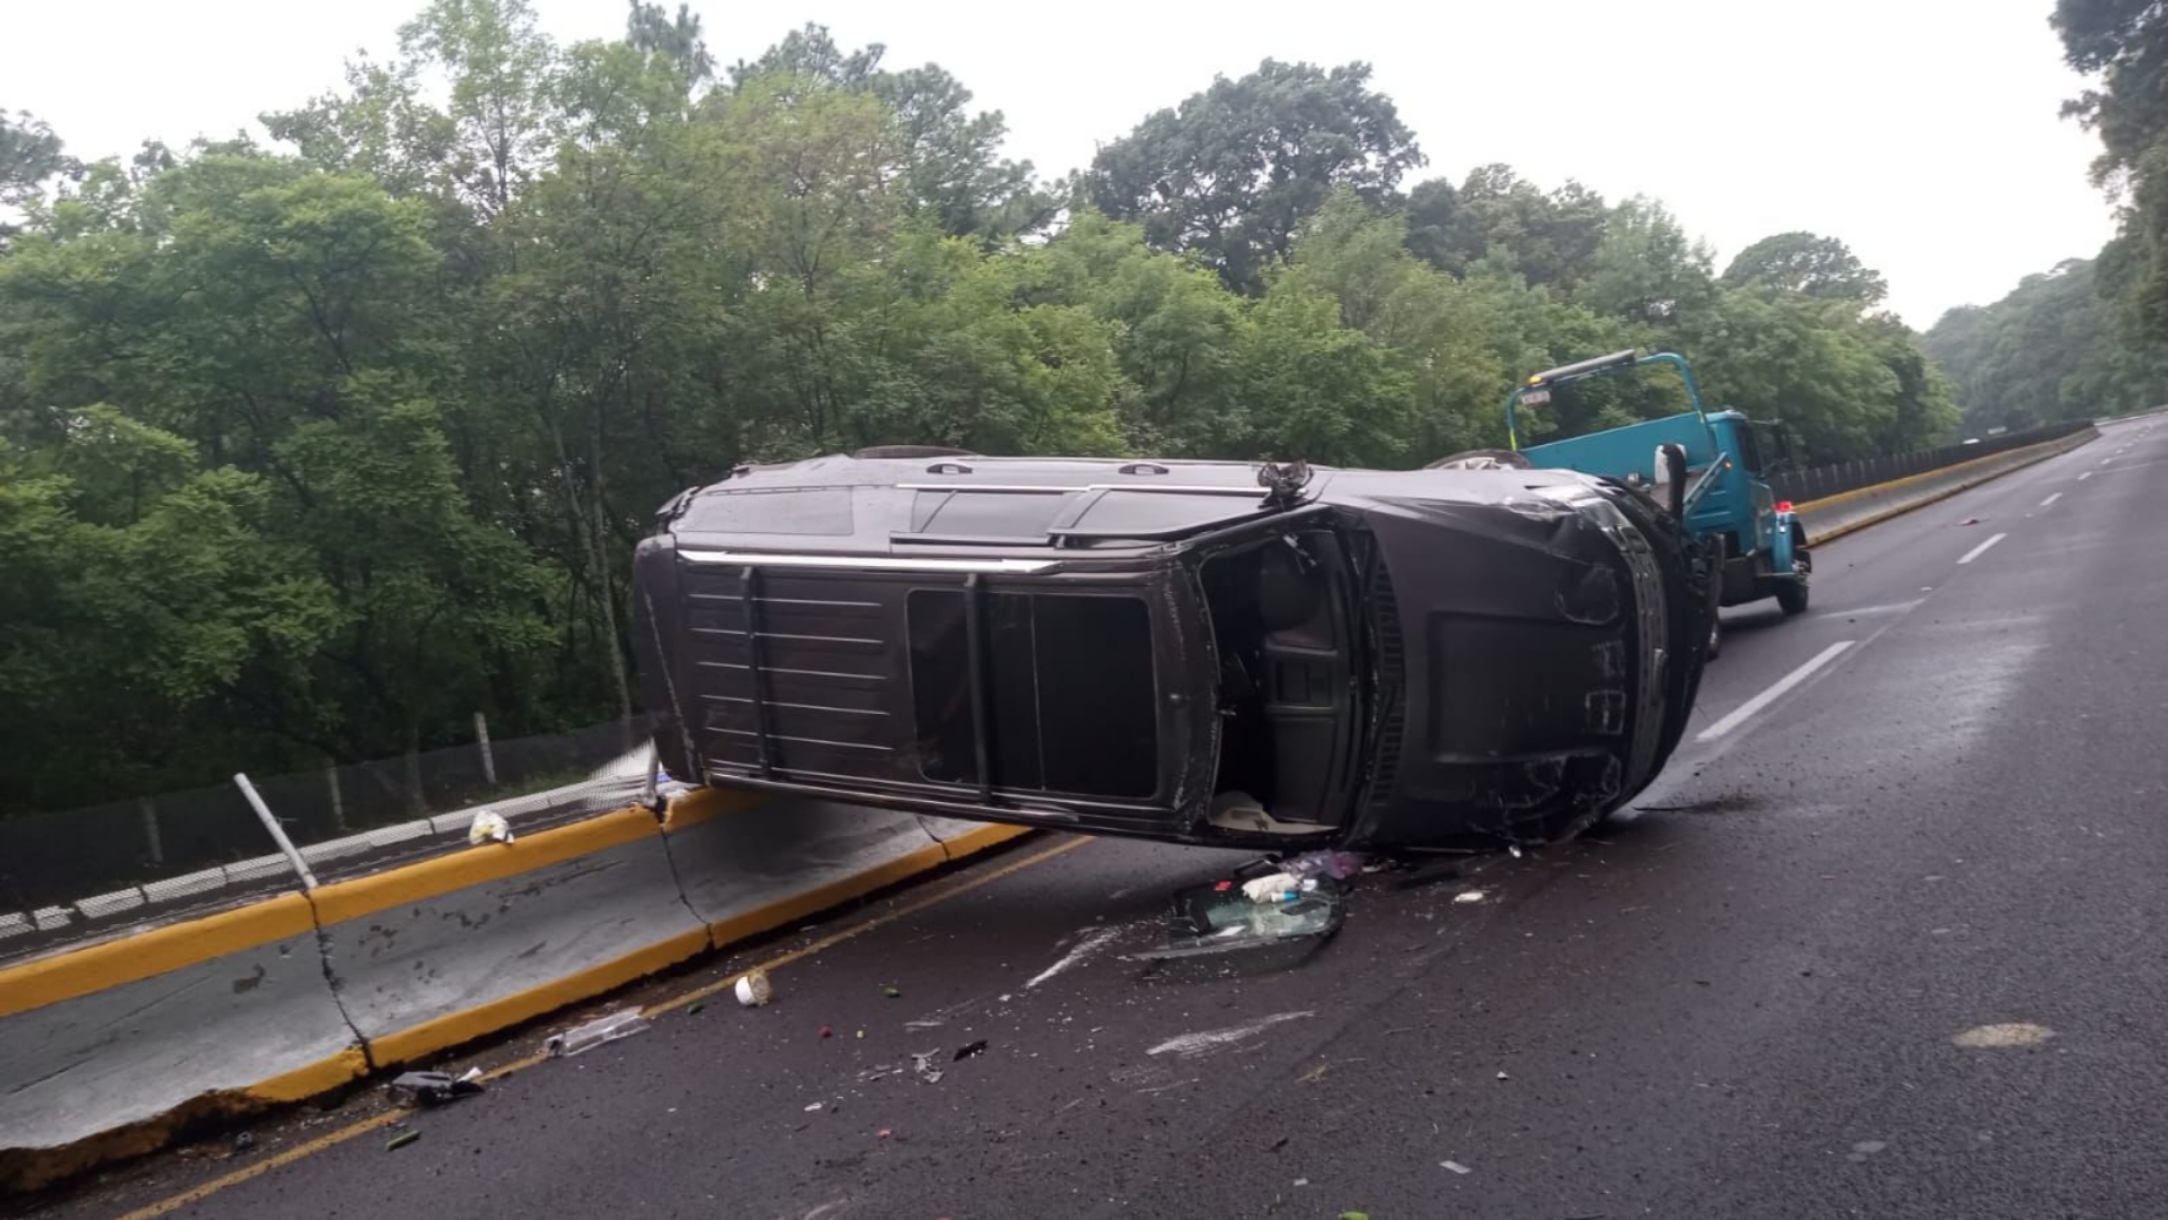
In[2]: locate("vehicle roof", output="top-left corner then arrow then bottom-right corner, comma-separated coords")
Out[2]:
659,452 -> 1606,560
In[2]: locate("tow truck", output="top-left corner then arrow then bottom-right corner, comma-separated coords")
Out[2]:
1501,349 -> 1809,655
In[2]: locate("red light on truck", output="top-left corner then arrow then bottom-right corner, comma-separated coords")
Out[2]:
1775,500 -> 1794,514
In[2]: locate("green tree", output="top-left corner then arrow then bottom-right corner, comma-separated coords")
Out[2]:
1722,231 -> 1888,307
1085,60 -> 1423,293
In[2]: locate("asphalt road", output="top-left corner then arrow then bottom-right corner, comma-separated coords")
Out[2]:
37,419 -> 2168,1220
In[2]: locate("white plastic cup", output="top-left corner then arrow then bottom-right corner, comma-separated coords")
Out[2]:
735,971 -> 773,1007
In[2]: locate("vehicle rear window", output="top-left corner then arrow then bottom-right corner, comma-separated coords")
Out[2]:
679,489 -> 854,535
907,591 -> 1157,797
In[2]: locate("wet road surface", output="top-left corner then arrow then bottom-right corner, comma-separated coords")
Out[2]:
33,418 -> 2168,1220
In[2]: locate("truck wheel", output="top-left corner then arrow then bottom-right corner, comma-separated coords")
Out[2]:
1775,549 -> 1811,615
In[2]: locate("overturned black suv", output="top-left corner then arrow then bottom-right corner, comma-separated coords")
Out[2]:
633,450 -> 1712,851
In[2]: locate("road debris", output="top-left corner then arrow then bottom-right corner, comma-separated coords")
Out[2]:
911,1050 -> 946,1084
544,1008 -> 650,1057
804,1102 -> 824,1113
1441,1160 -> 1472,1175
466,809 -> 514,846
1284,849 -> 1364,881
231,1131 -> 255,1153
1454,890 -> 1487,904
953,1040 -> 989,1062
882,984 -> 902,999
1132,877 -> 1345,971
1951,1022 -> 2054,1048
1240,872 -> 1301,902
386,1130 -> 421,1152
735,970 -> 773,1007
819,1025 -> 834,1039
1496,1071 -> 1510,1080
387,1069 -> 486,1107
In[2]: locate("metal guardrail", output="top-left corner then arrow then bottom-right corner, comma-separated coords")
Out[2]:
0,718 -> 660,959
1769,420 -> 2097,505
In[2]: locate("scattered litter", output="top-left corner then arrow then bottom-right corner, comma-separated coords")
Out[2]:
1340,1212 -> 1370,1220
1508,845 -> 1524,859
467,809 -> 514,846
953,1040 -> 989,1062
1241,872 -> 1301,903
1959,517 -> 1980,526
544,1008 -> 650,1058
819,1025 -> 834,1040
877,1128 -> 893,1139
458,1067 -> 484,1085
857,1029 -> 865,1040
1453,890 -> 1486,904
1441,1160 -> 1472,1175
882,984 -> 901,999
1952,1022 -> 2054,1048
1293,1178 -> 1310,1187
387,1069 -> 486,1107
735,971 -> 774,1008
804,1102 -> 824,1112
687,1001 -> 705,1016
1496,1071 -> 1510,1080
386,1130 -> 421,1152
911,1050 -> 946,1084
231,1131 -> 255,1152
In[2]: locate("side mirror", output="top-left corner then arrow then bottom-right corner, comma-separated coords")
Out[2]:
1654,444 -> 1688,519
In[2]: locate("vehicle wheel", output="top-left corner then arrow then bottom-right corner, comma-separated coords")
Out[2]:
1775,548 -> 1811,615
1426,448 -> 1533,471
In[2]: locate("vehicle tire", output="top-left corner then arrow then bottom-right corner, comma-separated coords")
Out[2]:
851,445 -> 980,460
1775,548 -> 1811,615
1425,448 -> 1533,471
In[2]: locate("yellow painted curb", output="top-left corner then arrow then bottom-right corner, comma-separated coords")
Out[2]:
660,785 -> 768,832
309,804 -> 662,928
702,837 -> 954,948
1795,432 -> 2092,514
940,822 -> 1035,863
1802,431 -> 2095,547
0,893 -> 318,1020
363,925 -> 715,1066
244,1046 -> 372,1103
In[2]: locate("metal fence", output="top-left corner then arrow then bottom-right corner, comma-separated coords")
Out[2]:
1769,420 -> 2096,506
0,715 -> 656,924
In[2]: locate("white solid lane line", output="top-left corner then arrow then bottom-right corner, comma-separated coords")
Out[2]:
1957,532 -> 2009,565
2039,492 -> 2063,508
1696,641 -> 1856,743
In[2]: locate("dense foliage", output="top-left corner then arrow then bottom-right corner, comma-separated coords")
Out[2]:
0,1 -> 1958,815
1924,256 -> 2168,432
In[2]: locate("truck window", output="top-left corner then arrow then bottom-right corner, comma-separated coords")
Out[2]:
1734,422 -> 1766,475
907,591 -> 1158,798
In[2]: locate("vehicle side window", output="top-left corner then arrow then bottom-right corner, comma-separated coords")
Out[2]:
1734,423 -> 1765,475
907,591 -> 1158,798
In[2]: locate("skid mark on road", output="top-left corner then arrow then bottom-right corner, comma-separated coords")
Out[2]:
1147,1011 -> 1314,1059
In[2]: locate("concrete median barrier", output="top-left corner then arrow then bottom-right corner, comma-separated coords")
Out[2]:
1797,426 -> 2098,545
0,894 -> 366,1190
660,793 -> 1029,946
312,804 -> 709,1068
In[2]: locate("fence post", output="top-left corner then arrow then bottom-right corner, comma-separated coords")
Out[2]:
138,798 -> 163,869
474,711 -> 497,787
325,763 -> 347,834
233,772 -> 318,891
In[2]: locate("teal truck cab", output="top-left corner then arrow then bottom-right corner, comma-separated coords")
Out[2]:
1503,349 -> 1809,651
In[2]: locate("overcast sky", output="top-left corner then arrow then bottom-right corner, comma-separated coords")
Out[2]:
4,0 -> 2115,327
